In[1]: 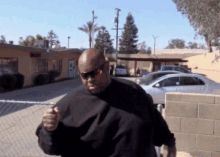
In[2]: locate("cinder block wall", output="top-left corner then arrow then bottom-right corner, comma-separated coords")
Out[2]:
163,92 -> 220,157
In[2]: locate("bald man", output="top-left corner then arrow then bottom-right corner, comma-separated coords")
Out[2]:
36,48 -> 176,157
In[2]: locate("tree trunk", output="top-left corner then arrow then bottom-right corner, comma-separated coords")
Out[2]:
208,40 -> 213,53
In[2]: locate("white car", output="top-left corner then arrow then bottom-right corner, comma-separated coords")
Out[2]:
135,71 -> 181,85
140,73 -> 220,105
114,64 -> 129,77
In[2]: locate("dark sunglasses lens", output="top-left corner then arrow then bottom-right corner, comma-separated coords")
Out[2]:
82,70 -> 97,79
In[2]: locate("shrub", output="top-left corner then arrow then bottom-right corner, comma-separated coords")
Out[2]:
0,74 -> 17,91
13,73 -> 24,89
34,74 -> 49,86
48,70 -> 61,83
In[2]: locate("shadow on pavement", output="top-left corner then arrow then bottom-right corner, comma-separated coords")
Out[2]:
0,77 -> 82,116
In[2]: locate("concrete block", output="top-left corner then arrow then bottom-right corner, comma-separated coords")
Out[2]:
215,95 -> 220,104
174,132 -> 196,149
214,120 -> 220,136
181,118 -> 214,135
197,134 -> 220,151
165,116 -> 180,132
212,152 -> 220,157
165,101 -> 198,118
166,93 -> 182,102
199,104 -> 220,120
181,93 -> 215,104
175,148 -> 211,157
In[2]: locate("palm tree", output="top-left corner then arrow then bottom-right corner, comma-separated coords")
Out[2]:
78,21 -> 101,48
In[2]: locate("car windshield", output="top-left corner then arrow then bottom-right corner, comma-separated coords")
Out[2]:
116,64 -> 126,68
139,73 -> 173,85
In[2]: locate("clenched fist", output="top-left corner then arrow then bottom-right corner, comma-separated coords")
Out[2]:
42,107 -> 60,132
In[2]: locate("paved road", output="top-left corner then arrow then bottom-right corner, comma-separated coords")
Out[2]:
0,77 -> 83,157
0,77 -> 82,102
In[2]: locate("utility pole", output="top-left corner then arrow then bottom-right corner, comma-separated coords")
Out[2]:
92,10 -> 98,48
152,35 -> 158,55
112,8 -> 123,64
68,36 -> 71,49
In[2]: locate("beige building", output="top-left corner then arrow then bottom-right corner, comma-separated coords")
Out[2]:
0,43 -> 81,87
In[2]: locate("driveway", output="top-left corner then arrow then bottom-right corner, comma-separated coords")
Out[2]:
0,77 -> 82,103
0,77 -> 83,157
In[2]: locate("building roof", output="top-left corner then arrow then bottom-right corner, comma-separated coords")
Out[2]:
154,49 -> 208,54
41,49 -> 81,58
0,43 -> 81,58
117,53 -> 188,62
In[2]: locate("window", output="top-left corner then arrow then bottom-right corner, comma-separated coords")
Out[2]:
180,77 -> 200,86
160,77 -> 180,87
199,79 -> 205,85
38,59 -> 48,74
0,58 -> 18,75
53,59 -> 62,73
164,66 -> 173,71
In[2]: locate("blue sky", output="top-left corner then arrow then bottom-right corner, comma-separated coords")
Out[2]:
0,0 -> 206,49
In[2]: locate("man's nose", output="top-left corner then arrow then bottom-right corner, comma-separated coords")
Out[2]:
87,75 -> 95,81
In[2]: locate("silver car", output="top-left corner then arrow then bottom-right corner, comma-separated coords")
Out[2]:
135,71 -> 181,85
140,73 -> 220,105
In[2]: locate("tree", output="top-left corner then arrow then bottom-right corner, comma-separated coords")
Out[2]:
186,42 -> 198,49
94,26 -> 114,54
138,41 -> 151,54
119,12 -> 139,54
19,35 -> 36,47
198,43 -> 206,49
165,39 -> 186,49
146,47 -> 152,54
36,34 -> 44,40
172,0 -> 220,52
47,30 -> 59,48
0,35 -> 7,44
78,21 -> 101,48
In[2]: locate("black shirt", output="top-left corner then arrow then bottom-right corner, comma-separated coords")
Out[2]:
36,77 -> 175,157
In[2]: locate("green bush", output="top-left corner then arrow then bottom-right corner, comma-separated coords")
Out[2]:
13,73 -> 24,89
48,70 -> 61,83
0,74 -> 17,91
34,74 -> 49,86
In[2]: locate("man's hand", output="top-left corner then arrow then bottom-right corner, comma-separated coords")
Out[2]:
167,146 -> 176,157
42,107 -> 60,132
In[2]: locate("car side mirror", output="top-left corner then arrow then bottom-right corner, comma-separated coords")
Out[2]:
154,83 -> 161,88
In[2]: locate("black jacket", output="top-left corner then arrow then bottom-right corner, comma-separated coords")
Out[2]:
36,77 -> 175,157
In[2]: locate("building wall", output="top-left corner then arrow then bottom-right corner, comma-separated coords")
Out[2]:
19,56 -> 32,86
0,48 -> 32,86
50,53 -> 80,80
163,92 -> 220,157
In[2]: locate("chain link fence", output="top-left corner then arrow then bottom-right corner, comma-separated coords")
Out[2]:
0,99 -> 164,157
0,99 -> 57,157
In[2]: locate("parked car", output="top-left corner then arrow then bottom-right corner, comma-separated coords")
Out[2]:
160,65 -> 206,76
140,73 -> 220,106
160,65 -> 191,73
140,69 -> 149,77
135,71 -> 181,85
114,64 -> 129,77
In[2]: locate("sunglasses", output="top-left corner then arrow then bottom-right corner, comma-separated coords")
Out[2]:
79,63 -> 106,79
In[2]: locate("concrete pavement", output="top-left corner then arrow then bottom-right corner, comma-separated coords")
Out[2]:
0,77 -> 83,157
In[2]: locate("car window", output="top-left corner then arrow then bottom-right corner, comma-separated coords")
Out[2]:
164,67 -> 173,71
198,79 -> 205,85
174,67 -> 179,71
180,77 -> 199,86
159,77 -> 180,87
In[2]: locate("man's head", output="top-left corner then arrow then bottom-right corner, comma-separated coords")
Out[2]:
78,48 -> 111,94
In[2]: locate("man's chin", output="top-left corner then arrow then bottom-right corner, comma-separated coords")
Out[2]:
88,86 -> 100,94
